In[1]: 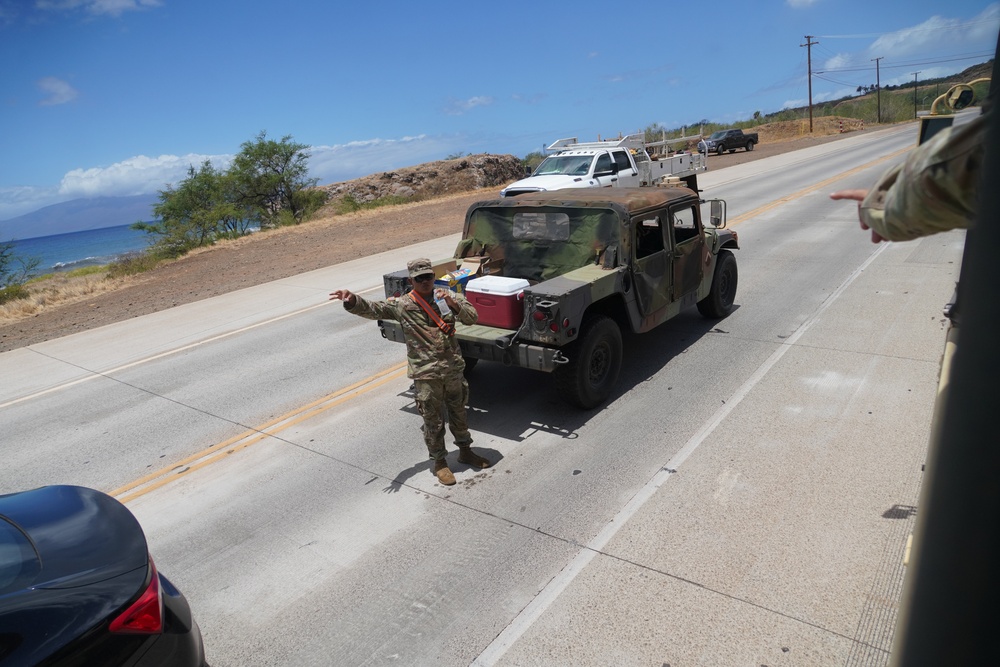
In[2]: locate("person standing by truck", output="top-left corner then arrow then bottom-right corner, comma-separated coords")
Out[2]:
328,258 -> 492,486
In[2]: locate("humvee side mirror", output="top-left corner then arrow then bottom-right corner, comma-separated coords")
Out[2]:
707,199 -> 727,228
947,84 -> 975,111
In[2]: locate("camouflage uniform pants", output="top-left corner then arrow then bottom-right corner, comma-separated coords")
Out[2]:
414,374 -> 472,461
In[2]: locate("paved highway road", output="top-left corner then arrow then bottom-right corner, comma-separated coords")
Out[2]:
1,120 -> 965,666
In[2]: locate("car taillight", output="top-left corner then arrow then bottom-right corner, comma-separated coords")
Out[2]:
110,557 -> 163,634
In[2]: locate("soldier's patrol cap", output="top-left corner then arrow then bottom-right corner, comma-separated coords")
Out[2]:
407,258 -> 435,278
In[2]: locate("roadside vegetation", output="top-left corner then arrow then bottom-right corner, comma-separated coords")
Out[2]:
0,262 -> 128,319
0,240 -> 41,305
334,193 -> 413,215
133,131 -> 327,260
635,61 -> 992,150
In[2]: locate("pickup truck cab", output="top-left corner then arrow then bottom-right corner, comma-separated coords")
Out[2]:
704,128 -> 758,155
500,134 -> 705,198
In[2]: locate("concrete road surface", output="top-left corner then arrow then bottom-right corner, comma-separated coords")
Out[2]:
0,121 -> 963,666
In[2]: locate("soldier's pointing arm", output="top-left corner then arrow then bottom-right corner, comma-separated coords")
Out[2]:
345,293 -> 403,322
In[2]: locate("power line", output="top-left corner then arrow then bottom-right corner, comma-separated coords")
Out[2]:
813,73 -> 865,87
816,52 -> 993,74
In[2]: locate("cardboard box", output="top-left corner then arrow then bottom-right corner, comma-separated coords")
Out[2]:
461,256 -> 504,277
466,276 -> 530,329
432,258 -> 457,275
435,267 -> 476,293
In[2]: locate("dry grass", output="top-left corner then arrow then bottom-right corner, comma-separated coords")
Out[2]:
0,270 -> 140,323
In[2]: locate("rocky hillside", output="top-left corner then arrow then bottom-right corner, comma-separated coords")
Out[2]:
317,153 -> 524,206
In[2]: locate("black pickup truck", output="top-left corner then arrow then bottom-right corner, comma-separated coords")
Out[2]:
704,128 -> 758,155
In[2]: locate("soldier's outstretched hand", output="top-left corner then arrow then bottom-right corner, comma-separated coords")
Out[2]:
830,189 -> 886,244
329,289 -> 356,307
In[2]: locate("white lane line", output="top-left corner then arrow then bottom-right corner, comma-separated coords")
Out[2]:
472,243 -> 890,666
1,286 -> 385,409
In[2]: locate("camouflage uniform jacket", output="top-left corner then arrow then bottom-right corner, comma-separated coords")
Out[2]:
346,292 -> 478,380
861,110 -> 988,241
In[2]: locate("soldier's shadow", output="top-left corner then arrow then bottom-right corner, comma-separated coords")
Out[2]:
380,447 -> 504,493
392,308 -> 733,447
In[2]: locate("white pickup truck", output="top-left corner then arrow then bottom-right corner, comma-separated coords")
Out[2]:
500,133 -> 707,198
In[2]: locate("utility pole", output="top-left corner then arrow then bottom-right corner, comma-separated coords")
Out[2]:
871,56 -> 883,124
912,71 -> 921,118
801,35 -> 818,132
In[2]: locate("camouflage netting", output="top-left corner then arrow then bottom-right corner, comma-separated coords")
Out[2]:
317,154 -> 523,204
457,206 -> 621,283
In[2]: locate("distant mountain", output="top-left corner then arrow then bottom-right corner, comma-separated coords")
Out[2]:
0,195 -> 159,241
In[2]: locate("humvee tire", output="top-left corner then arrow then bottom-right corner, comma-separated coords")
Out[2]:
462,357 -> 478,377
555,315 -> 623,409
697,250 -> 738,318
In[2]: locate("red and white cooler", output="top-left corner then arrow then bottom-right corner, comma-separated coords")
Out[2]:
465,276 -> 530,329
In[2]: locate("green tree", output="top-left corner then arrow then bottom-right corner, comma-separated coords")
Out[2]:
230,131 -> 322,228
643,122 -> 672,144
134,160 -> 240,257
521,151 -> 546,173
0,240 -> 41,303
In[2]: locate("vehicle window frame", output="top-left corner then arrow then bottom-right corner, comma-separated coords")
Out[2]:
670,203 -> 701,245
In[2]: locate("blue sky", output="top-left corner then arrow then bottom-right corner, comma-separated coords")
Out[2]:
1,0 -> 998,221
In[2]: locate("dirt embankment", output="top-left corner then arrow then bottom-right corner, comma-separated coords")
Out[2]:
0,118 -> 891,353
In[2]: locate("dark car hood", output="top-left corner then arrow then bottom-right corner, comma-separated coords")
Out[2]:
0,486 -> 148,588
0,486 -> 150,666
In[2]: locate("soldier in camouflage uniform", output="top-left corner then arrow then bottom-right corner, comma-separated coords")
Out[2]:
329,258 -> 491,486
831,109 -> 989,242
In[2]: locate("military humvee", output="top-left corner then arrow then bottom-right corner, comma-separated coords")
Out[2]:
379,186 -> 739,408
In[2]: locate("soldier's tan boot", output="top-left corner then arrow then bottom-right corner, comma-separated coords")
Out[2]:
458,446 -> 491,469
433,459 -> 456,485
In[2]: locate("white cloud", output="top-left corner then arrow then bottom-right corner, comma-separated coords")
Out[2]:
307,135 -> 468,185
58,153 -> 232,199
35,0 -> 162,17
511,92 -> 546,105
822,54 -> 851,71
870,5 -> 1000,59
443,96 -> 494,116
37,77 -> 78,105
0,185 -> 61,221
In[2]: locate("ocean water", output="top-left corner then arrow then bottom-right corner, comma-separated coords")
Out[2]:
8,224 -> 153,274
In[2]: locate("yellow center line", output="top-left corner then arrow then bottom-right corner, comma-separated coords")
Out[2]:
726,145 -> 912,227
109,146 -> 911,504
111,361 -> 408,503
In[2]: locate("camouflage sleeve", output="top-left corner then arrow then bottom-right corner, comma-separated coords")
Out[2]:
345,294 -> 402,321
860,112 -> 987,241
452,292 -> 479,326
